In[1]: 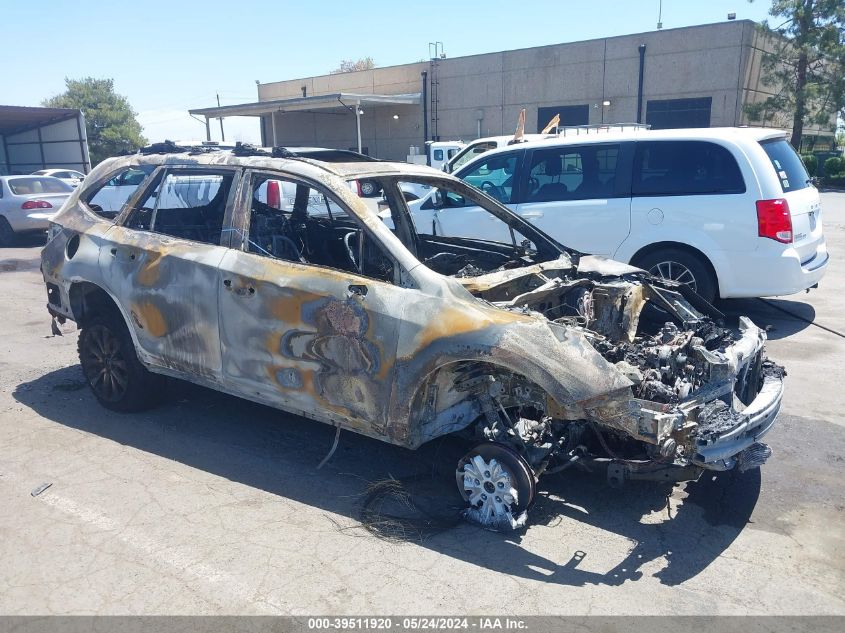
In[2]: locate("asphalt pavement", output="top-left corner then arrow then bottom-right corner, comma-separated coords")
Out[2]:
0,193 -> 843,615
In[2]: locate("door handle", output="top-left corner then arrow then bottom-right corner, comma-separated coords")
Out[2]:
522,211 -> 544,218
348,284 -> 368,297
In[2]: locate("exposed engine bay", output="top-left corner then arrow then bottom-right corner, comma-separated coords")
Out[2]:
439,255 -> 784,530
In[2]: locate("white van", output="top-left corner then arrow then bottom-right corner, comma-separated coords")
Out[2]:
406,127 -> 827,302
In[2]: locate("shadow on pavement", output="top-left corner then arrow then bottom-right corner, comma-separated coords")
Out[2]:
719,297 -> 816,340
14,365 -> 759,588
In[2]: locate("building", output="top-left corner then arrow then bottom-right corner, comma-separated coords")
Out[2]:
0,105 -> 91,175
190,20 -> 833,160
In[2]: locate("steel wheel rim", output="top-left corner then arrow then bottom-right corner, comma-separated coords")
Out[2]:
648,260 -> 698,292
81,325 -> 129,402
360,181 -> 376,195
456,444 -> 535,529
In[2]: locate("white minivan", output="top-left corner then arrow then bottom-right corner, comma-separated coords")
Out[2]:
406,127 -> 827,302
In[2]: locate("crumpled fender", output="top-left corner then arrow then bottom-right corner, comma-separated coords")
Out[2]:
389,308 -> 634,447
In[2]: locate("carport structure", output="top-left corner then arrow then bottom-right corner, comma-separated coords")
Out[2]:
189,92 -> 421,153
0,105 -> 90,175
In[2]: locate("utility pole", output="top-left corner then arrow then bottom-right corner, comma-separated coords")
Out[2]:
216,93 -> 225,141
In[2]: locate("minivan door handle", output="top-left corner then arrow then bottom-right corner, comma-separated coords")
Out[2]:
522,211 -> 544,218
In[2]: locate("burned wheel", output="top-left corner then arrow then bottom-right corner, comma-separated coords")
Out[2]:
78,311 -> 163,412
456,442 -> 536,531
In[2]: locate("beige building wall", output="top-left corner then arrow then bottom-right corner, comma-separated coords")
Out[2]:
255,20 -> 825,160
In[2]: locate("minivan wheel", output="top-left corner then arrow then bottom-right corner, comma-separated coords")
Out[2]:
359,180 -> 379,197
0,217 -> 16,247
635,248 -> 717,304
78,311 -> 164,412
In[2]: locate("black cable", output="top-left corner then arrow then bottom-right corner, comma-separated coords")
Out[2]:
757,298 -> 845,339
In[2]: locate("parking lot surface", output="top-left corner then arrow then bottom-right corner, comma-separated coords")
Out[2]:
1,193 -> 843,615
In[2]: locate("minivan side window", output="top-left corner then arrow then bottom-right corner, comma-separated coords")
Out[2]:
525,145 -> 620,202
633,141 -> 745,196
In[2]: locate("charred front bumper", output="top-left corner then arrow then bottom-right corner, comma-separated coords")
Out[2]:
583,316 -> 784,474
684,316 -> 784,471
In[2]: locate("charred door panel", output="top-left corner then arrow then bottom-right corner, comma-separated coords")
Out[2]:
98,225 -> 228,381
217,249 -> 407,439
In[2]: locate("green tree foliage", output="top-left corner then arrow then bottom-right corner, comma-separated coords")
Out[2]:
43,78 -> 146,165
745,0 -> 844,148
329,57 -> 376,74
824,155 -> 842,174
800,153 -> 818,174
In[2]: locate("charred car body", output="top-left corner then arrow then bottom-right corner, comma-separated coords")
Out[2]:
41,146 -> 784,530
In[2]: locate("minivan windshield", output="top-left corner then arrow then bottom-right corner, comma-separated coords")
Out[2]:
760,138 -> 810,193
365,176 -> 568,279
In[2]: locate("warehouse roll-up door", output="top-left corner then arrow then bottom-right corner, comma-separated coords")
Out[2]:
646,97 -> 712,130
537,105 -> 589,132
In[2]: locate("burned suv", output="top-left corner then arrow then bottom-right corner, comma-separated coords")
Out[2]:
41,145 -> 784,530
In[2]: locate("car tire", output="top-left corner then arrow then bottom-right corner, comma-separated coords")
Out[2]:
359,180 -> 379,197
78,309 -> 165,412
634,248 -> 718,304
0,216 -> 16,247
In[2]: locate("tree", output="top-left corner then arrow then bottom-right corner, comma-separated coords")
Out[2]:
329,57 -> 376,74
43,78 -> 147,165
745,0 -> 845,149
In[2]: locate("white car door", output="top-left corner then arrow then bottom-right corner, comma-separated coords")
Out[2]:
514,143 -> 631,257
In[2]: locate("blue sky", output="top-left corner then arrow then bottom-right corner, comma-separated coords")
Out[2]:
2,0 -> 770,143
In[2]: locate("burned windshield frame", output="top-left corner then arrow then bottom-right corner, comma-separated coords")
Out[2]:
367,174 -> 573,263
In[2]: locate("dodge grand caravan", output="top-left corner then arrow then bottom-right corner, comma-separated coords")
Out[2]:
407,127 -> 827,303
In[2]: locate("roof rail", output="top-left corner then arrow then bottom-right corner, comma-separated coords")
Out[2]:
553,123 -> 651,137
139,140 -> 223,155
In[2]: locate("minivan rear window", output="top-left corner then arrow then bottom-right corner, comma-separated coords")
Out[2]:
760,138 -> 810,192
633,141 -> 745,196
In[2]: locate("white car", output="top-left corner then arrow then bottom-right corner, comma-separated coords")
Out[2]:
0,175 -> 73,245
407,127 -> 827,302
31,168 -> 86,188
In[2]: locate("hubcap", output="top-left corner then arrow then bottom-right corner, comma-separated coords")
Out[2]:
81,325 -> 129,402
648,260 -> 697,292
457,454 -> 520,525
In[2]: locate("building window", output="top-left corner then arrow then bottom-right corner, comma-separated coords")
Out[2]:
646,97 -> 712,129
537,105 -> 589,132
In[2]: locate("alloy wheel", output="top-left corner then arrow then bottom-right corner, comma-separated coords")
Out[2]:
81,325 -> 130,402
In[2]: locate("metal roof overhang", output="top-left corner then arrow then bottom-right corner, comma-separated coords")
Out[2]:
189,92 -> 421,152
0,105 -> 81,135
188,92 -> 421,119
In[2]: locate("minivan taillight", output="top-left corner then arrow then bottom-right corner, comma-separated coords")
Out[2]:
756,198 -> 793,243
355,180 -> 363,196
21,200 -> 53,210
266,180 -> 280,209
